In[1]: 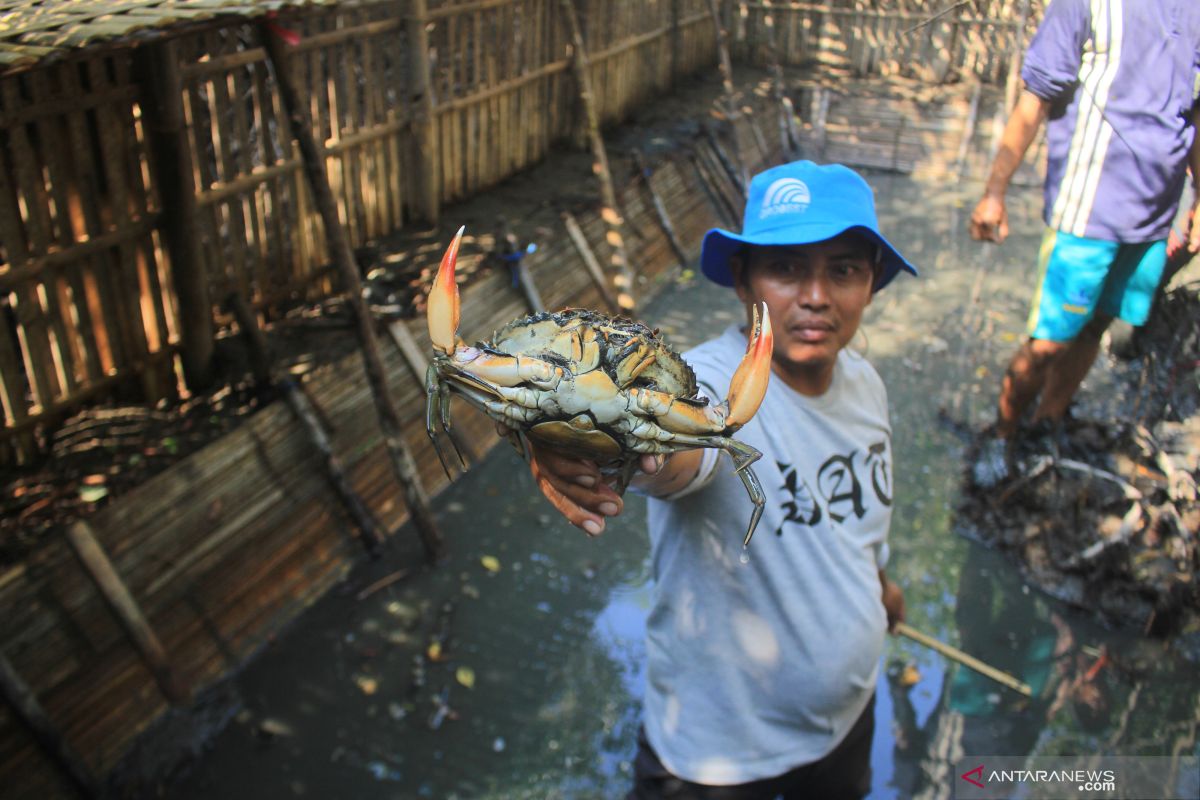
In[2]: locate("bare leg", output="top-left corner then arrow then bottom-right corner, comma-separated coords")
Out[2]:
996,338 -> 1066,437
1034,314 -> 1111,422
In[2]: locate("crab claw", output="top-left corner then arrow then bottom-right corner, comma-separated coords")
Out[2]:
724,303 -> 773,429
428,226 -> 465,355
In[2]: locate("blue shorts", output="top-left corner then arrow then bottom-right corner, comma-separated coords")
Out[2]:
1027,229 -> 1167,342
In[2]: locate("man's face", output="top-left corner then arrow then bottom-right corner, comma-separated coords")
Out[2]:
732,233 -> 877,392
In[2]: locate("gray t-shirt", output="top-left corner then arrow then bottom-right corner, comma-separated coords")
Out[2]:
644,325 -> 892,785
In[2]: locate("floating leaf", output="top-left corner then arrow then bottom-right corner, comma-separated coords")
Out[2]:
427,641 -> 443,661
455,666 -> 475,689
355,675 -> 379,695
480,555 -> 501,573
974,365 -> 990,378
79,485 -> 109,503
899,664 -> 921,687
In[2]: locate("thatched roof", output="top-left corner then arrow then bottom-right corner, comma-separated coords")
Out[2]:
0,0 -> 337,73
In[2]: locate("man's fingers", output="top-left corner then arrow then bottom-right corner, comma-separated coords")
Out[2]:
527,445 -> 625,535
640,454 -> 665,475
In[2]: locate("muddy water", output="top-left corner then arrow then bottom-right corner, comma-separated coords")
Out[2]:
166,174 -> 1200,800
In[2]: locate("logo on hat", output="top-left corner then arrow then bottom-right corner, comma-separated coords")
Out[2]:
760,178 -> 811,218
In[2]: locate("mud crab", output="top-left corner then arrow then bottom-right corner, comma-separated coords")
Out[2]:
425,227 -> 774,545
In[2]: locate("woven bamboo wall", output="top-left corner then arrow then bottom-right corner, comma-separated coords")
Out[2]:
725,0 -> 1042,84
0,104 -> 780,799
0,0 -> 720,465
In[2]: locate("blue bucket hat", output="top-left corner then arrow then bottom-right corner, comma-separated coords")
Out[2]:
700,160 -> 917,291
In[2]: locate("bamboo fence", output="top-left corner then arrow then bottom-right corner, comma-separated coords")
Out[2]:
0,95 -> 783,799
0,0 -> 719,465
0,0 -> 1035,466
0,0 -> 1044,794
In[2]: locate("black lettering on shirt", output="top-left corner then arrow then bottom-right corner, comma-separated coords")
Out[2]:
774,439 -> 892,533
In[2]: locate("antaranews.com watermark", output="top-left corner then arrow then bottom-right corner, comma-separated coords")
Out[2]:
954,756 -> 1199,799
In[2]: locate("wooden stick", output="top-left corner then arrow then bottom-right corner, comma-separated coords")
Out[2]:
896,622 -> 1032,697
0,651 -> 99,798
496,215 -> 545,313
704,123 -> 747,201
704,0 -> 748,191
760,0 -> 799,159
261,21 -> 444,563
65,521 -> 192,705
559,0 -> 637,312
633,149 -> 690,272
407,0 -> 440,224
563,211 -> 621,313
226,292 -> 387,556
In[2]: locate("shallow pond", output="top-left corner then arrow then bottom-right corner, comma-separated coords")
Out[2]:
165,173 -> 1200,800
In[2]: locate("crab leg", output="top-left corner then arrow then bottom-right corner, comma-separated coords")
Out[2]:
725,303 -> 773,428
428,226 -> 465,355
663,432 -> 765,547
425,363 -> 459,478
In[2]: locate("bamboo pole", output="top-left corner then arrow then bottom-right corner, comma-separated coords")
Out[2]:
261,21 -> 444,563
558,0 -> 637,313
760,0 -> 800,159
704,0 -> 748,191
896,622 -> 1033,697
64,521 -> 192,705
1003,0 -> 1031,112
407,0 -> 440,224
633,150 -> 690,272
563,211 -> 622,313
496,215 -> 546,313
955,81 -> 982,177
225,292 -> 387,556
0,651 -> 99,799
133,39 -> 215,390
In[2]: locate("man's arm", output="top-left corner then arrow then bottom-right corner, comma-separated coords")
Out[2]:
969,89 -> 1051,243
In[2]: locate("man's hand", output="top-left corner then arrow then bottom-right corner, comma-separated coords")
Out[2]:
970,194 -> 1009,243
880,571 -> 906,634
525,436 -> 661,537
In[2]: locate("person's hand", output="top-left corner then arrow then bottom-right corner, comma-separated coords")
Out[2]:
524,434 -> 662,536
1186,195 -> 1200,254
969,194 -> 1009,243
881,574 -> 906,634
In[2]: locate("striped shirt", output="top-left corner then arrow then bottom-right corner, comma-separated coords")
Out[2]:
1022,0 -> 1200,242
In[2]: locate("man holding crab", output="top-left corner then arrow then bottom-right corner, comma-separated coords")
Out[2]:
527,160 -> 918,799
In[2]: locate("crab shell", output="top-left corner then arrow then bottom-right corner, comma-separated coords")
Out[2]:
424,227 -> 774,545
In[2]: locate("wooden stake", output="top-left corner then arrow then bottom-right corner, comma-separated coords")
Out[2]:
633,150 -> 690,272
261,21 -> 444,563
226,293 -> 387,556
407,0 -> 440,224
558,0 -> 637,312
563,211 -> 621,313
65,521 -> 192,705
133,39 -> 215,391
385,318 -> 483,466
496,215 -> 545,313
760,0 -> 800,159
704,0 -> 748,191
704,123 -> 747,202
955,82 -> 982,178
1004,0 -> 1031,113
896,622 -> 1033,697
0,651 -> 99,798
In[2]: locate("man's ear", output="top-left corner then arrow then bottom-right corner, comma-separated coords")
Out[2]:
730,253 -> 750,304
